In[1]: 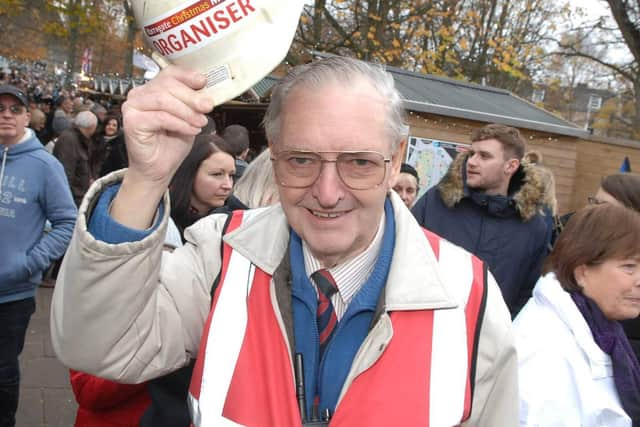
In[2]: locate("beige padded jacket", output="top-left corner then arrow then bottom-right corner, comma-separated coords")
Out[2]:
51,170 -> 519,426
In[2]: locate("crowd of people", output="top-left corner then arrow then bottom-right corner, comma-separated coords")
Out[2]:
0,55 -> 638,427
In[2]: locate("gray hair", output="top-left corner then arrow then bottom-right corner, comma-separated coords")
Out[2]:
91,103 -> 107,115
73,110 -> 98,129
263,56 -> 408,150
233,149 -> 279,208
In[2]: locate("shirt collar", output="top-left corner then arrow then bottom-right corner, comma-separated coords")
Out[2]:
303,211 -> 385,304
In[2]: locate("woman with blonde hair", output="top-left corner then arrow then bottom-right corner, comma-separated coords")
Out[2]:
233,148 -> 279,208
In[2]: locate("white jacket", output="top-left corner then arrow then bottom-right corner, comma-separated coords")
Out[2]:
513,273 -> 631,426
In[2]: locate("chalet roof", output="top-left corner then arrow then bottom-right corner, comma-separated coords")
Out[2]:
255,52 -> 589,138
252,75 -> 280,98
386,64 -> 587,138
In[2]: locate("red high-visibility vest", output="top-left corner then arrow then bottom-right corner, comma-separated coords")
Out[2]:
188,210 -> 487,426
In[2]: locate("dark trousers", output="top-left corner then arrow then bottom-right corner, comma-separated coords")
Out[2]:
0,298 -> 35,427
140,361 -> 195,427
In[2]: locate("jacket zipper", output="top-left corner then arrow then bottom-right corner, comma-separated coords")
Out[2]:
0,146 -> 8,193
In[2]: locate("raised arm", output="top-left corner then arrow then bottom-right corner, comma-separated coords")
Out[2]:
111,66 -> 214,229
51,66 -> 223,383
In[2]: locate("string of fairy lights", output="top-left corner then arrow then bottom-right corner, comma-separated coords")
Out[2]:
406,111 -> 564,143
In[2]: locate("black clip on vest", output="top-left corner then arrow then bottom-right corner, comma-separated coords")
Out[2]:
295,353 -> 330,426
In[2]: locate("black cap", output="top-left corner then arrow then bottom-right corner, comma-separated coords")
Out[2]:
0,84 -> 29,109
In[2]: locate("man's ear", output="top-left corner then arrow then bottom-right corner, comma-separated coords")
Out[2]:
505,158 -> 520,176
388,138 -> 407,190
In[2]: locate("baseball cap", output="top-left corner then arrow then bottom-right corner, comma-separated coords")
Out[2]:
0,84 -> 29,110
132,0 -> 304,106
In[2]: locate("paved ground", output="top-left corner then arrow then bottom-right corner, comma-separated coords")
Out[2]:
16,286 -> 77,427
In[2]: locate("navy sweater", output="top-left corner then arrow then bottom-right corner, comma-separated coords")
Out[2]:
291,199 -> 396,416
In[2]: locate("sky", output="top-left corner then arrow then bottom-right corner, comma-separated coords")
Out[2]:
563,0 -> 633,64
568,0 -> 612,21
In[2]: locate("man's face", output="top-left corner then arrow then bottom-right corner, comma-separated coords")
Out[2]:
62,98 -> 73,113
393,172 -> 419,208
465,138 -> 517,195
271,82 -> 403,267
0,94 -> 30,145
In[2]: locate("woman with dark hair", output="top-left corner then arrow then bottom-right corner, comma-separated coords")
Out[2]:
590,173 -> 640,210
169,133 -> 237,236
514,204 -> 640,426
98,115 -> 128,177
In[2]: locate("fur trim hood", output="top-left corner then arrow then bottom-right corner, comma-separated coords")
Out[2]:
437,151 -> 549,222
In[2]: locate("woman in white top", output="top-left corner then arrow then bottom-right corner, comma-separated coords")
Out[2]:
514,204 -> 640,426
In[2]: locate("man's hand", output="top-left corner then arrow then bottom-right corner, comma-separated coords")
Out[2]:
111,66 -> 215,230
122,65 -> 213,185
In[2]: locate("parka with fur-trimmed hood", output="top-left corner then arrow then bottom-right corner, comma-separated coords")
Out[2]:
411,151 -> 551,316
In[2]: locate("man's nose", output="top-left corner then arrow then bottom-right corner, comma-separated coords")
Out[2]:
467,154 -> 479,167
312,161 -> 344,206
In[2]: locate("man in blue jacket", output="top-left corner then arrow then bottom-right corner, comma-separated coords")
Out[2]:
412,124 -> 550,316
0,84 -> 76,427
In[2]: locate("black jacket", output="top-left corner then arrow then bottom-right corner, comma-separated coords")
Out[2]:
412,153 -> 551,316
99,133 -> 128,177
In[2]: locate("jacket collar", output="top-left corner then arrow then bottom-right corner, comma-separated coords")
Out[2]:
224,192 -> 458,311
437,151 -> 547,221
533,273 -> 613,379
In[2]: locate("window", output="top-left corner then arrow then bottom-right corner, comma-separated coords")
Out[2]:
531,89 -> 545,103
588,94 -> 602,111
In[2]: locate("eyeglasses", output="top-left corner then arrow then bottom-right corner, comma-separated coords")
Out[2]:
271,150 -> 391,190
587,196 -> 606,205
0,104 -> 26,115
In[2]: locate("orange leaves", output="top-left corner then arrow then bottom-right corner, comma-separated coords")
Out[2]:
294,0 -> 564,89
0,0 -> 24,15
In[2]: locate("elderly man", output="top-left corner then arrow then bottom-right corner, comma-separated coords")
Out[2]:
53,110 -> 98,206
51,57 -> 517,426
0,84 -> 76,426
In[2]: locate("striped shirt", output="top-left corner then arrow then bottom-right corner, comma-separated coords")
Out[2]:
303,212 -> 385,320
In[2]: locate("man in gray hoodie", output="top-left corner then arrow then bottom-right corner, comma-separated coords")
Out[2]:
0,84 -> 76,427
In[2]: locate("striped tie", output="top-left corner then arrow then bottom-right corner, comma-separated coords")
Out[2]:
311,269 -> 339,359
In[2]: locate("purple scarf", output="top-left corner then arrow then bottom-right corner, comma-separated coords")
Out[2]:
571,291 -> 640,425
